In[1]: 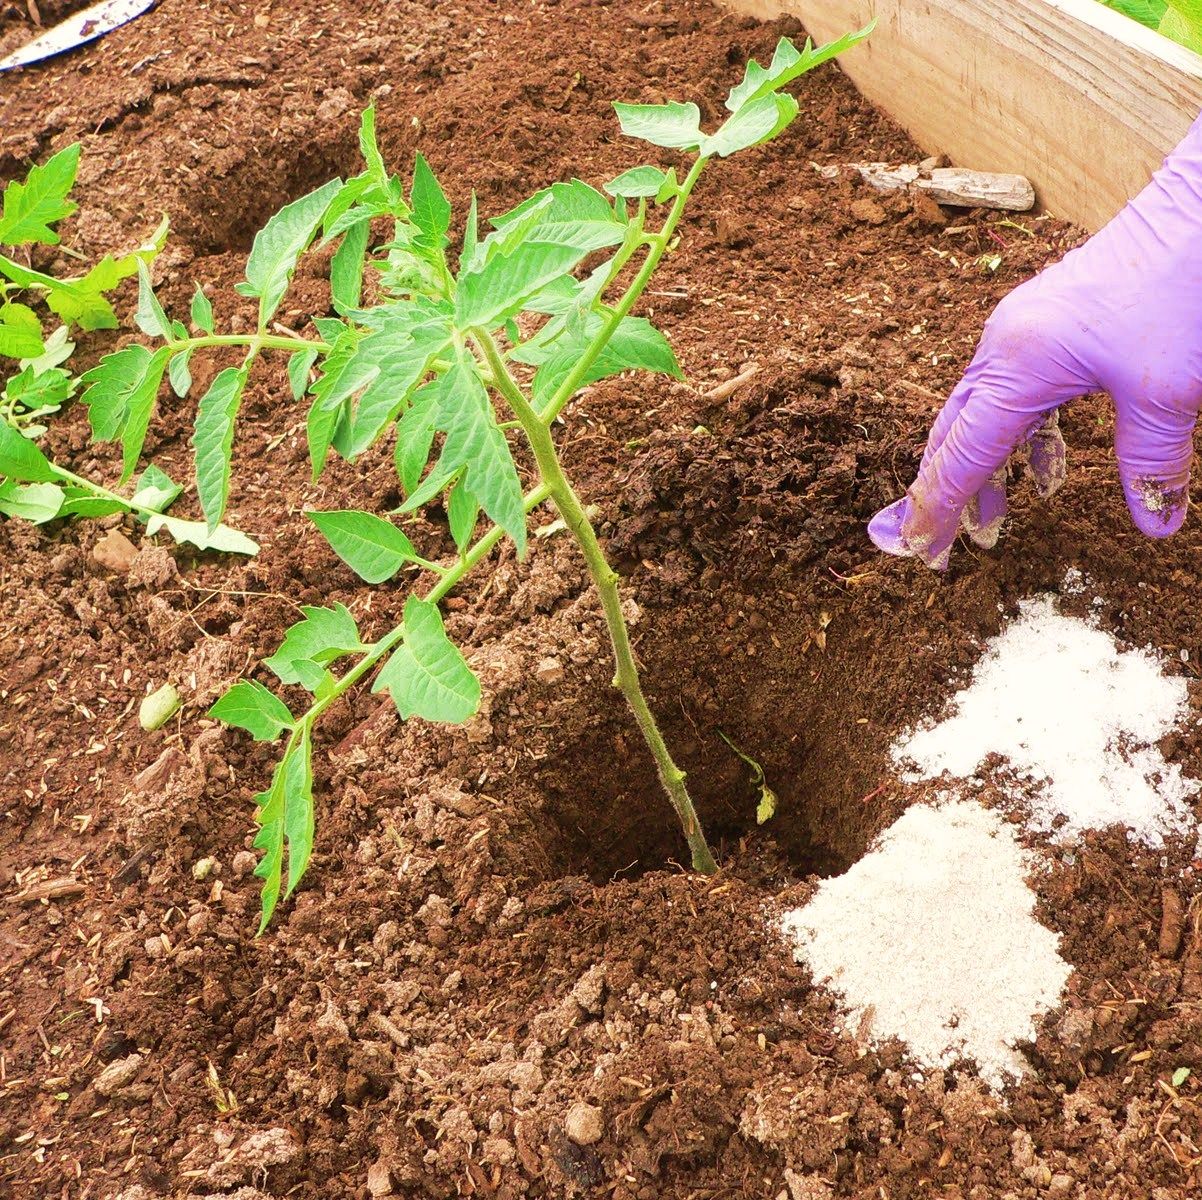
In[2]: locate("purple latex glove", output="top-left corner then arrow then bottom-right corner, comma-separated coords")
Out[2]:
869,112 -> 1202,569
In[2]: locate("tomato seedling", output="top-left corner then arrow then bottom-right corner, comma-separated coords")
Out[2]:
85,25 -> 871,928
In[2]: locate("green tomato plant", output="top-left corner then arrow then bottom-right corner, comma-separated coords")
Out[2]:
0,144 -> 255,551
82,25 -> 871,929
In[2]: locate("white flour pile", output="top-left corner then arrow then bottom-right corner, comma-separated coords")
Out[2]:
783,800 -> 1071,1088
893,595 -> 1198,845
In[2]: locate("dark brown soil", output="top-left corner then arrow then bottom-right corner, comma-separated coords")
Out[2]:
3,1 -> 1202,1198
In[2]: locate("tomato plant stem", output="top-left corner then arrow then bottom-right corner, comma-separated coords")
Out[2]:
476,331 -> 718,875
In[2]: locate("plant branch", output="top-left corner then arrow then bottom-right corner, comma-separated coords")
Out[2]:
302,482 -> 552,727
476,330 -> 718,874
48,462 -> 182,524
169,333 -> 328,356
539,155 -> 709,425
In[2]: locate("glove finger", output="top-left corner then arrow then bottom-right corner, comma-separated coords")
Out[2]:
1026,409 -> 1067,499
870,294 -> 1095,568
1112,391 -> 1196,537
943,408 -> 1064,549
954,407 -> 1066,547
916,375 -> 972,473
960,465 -> 1009,548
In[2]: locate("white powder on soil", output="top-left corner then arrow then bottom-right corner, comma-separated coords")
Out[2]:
893,595 -> 1198,845
783,800 -> 1071,1089
782,592 -> 1200,1088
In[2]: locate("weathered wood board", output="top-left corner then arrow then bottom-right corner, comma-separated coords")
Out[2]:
723,0 -> 1202,230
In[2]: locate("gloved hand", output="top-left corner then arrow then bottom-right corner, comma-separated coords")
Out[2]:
868,112 -> 1202,570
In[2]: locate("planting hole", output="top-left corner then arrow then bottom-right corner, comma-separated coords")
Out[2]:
488,590 -> 912,885
173,143 -> 362,255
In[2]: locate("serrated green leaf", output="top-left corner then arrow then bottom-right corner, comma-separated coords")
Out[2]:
2,363 -> 73,417
1160,5 -> 1202,49
321,175 -> 374,240
79,344 -> 170,483
193,366 -> 248,529
1103,0 -> 1167,27
306,325 -> 359,478
656,169 -> 681,204
22,324 -> 73,373
313,669 -> 339,702
479,192 -> 553,260
447,477 -> 479,550
312,316 -> 346,342
701,92 -> 799,158
287,659 -> 335,694
168,349 -> 193,397
522,273 -> 586,319
604,166 -> 669,199
144,512 -> 259,555
725,24 -> 875,114
243,177 -> 343,325
1105,0 -> 1167,26
486,180 -> 625,256
398,456 -> 461,515
135,260 -> 173,340
455,240 -> 585,331
58,487 -> 125,519
330,219 -> 371,313
0,144 -> 80,246
394,380 -> 439,495
1173,1065 -> 1192,1087
323,194 -> 388,242
612,101 -> 704,150
325,302 -> 451,461
0,480 -> 65,523
372,595 -> 480,723
516,313 -> 682,405
46,215 -> 170,332
252,727 -> 314,931
0,253 -> 105,331
282,728 -> 315,898
411,152 -> 452,245
358,104 -> 401,205
406,348 -> 527,552
0,411 -> 57,481
80,345 -> 149,441
288,346 -> 318,400
130,463 -> 182,513
308,508 -> 419,583
264,602 -> 365,686
209,679 -> 295,741
191,285 -> 214,334
0,302 -> 45,358
460,191 -> 479,273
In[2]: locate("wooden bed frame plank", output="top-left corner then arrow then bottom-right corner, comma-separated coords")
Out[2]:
724,0 -> 1202,230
